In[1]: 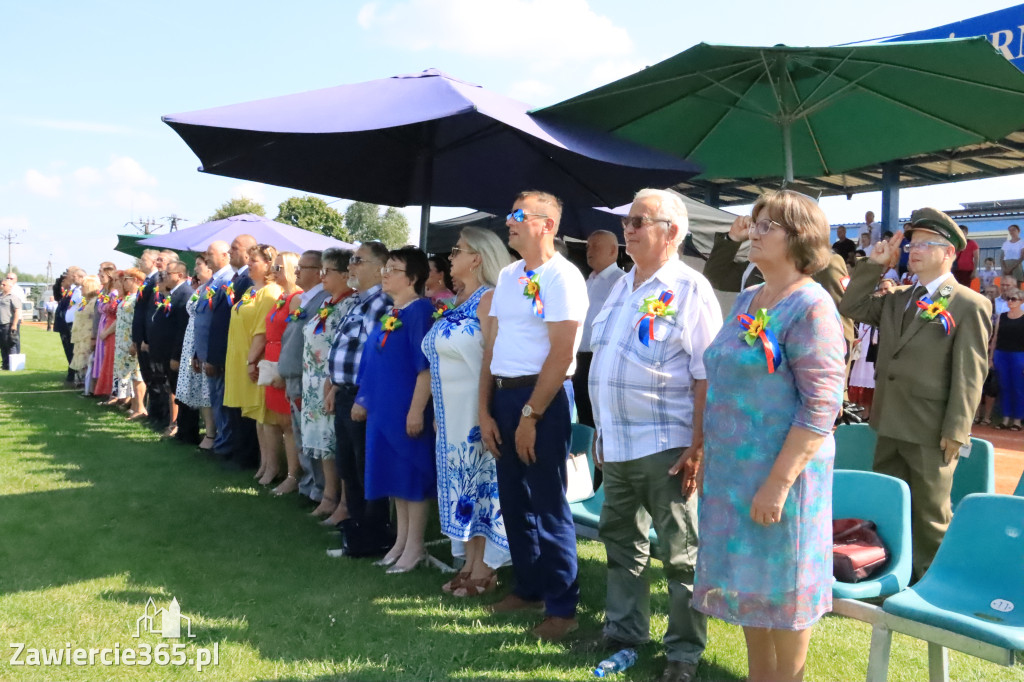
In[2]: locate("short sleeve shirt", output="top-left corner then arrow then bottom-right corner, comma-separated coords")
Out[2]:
489,253 -> 588,377
1002,239 -> 1024,261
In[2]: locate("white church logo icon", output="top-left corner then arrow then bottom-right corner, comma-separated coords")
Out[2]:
134,597 -> 195,638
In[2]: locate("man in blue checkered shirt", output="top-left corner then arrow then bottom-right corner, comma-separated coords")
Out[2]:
326,241 -> 393,557
589,189 -> 722,682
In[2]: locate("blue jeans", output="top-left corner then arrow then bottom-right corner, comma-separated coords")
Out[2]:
207,374 -> 232,455
994,350 -> 1024,420
492,380 -> 579,618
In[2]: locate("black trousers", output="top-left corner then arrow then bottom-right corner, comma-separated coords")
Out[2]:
60,327 -> 75,381
222,407 -> 259,468
0,324 -> 13,370
147,358 -> 171,425
572,351 -> 595,428
334,384 -> 392,550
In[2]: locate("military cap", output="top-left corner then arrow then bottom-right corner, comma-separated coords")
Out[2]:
905,207 -> 965,251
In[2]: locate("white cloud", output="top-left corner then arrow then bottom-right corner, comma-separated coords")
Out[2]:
357,0 -> 632,65
72,167 -> 102,187
109,186 -> 161,212
106,156 -> 157,187
231,182 -> 268,204
506,79 -> 557,104
25,169 -> 62,198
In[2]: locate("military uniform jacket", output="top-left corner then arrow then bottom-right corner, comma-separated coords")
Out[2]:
838,262 -> 991,447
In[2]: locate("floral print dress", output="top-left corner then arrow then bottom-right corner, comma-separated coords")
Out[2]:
300,293 -> 355,459
695,283 -> 845,630
421,287 -> 509,556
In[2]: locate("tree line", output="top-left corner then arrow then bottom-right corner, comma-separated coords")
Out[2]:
208,196 -> 410,248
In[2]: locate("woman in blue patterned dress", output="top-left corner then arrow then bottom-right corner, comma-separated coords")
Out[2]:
176,255 -> 215,449
696,190 -> 845,682
422,227 -> 512,597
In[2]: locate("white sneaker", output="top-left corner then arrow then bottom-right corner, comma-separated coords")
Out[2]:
325,548 -> 346,558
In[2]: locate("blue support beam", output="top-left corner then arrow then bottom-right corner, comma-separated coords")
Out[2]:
881,161 -> 901,234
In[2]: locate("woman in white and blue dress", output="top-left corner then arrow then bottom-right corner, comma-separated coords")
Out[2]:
176,255 -> 216,450
422,227 -> 513,597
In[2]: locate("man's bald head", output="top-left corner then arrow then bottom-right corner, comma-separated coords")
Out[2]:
586,230 -> 619,272
230,234 -> 256,269
207,240 -> 231,270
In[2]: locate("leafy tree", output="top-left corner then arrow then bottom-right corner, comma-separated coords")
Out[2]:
207,197 -> 265,222
344,202 -> 410,248
275,196 -> 349,240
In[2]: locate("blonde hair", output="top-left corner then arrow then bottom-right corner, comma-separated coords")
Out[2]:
80,275 -> 102,299
461,227 -> 513,288
275,251 -> 300,288
751,190 -> 831,275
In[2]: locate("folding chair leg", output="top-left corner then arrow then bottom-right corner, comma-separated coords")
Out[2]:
927,643 -> 949,682
866,623 -> 892,682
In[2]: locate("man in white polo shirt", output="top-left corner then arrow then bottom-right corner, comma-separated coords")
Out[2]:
479,190 -> 588,642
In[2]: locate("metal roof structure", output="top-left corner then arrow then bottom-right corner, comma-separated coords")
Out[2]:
672,129 -> 1024,207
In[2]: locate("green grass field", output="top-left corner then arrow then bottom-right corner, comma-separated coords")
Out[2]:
0,325 -> 1020,681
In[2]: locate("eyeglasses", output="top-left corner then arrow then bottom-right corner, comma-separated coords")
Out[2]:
380,266 -> 406,276
621,216 -> 671,231
349,256 -> 365,265
902,241 -> 949,253
449,246 -> 476,257
271,265 -> 285,272
1009,296 -> 1024,303
295,264 -> 320,272
748,219 -> 784,235
320,267 -> 343,277
506,209 -> 548,223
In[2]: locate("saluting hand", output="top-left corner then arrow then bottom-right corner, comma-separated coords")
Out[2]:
869,230 -> 904,267
728,215 -> 752,243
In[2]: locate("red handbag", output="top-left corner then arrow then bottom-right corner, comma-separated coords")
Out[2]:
833,518 -> 889,583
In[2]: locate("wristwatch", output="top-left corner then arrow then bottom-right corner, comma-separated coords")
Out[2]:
521,404 -> 543,420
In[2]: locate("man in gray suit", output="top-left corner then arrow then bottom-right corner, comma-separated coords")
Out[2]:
839,208 -> 991,577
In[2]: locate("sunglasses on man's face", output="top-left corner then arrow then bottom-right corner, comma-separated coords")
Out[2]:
506,209 -> 548,223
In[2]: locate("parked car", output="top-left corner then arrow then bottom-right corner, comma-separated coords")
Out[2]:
21,300 -> 37,321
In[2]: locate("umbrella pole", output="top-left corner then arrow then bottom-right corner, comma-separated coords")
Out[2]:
419,204 -> 431,252
782,119 -> 794,186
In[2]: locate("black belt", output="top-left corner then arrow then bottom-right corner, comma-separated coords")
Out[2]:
493,374 -> 570,390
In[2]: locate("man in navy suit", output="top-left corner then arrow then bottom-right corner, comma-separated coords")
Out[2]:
149,260 -> 195,437
203,234 -> 257,469
194,241 -> 234,458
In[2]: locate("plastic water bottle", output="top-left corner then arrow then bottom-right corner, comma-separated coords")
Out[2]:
593,648 -> 638,677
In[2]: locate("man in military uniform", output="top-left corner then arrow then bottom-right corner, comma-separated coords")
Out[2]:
839,208 -> 991,577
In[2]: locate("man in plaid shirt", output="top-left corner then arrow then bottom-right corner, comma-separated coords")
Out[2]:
326,241 -> 393,557
589,189 -> 721,682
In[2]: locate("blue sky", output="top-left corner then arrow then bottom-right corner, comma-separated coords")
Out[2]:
2,0 -> 1021,275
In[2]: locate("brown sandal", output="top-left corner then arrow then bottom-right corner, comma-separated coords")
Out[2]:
442,571 -> 471,594
452,573 -> 497,598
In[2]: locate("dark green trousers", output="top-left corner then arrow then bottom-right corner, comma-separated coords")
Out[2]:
598,449 -> 707,664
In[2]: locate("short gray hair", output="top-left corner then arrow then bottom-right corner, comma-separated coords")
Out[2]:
322,248 -> 353,272
633,188 -> 688,246
461,227 -> 513,288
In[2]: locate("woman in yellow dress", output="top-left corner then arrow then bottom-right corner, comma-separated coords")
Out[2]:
223,244 -> 283,483
69,275 -> 101,387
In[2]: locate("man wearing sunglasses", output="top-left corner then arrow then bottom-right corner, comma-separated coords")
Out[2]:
839,207 -> 991,579
479,190 -> 588,641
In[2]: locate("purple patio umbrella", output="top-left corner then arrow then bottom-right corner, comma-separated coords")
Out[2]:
162,69 -> 701,249
137,213 -> 355,253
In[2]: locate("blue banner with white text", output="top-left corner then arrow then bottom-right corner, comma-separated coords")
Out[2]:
885,4 -> 1024,71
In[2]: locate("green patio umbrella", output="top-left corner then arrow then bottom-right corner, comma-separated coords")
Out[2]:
538,37 -> 1024,183
113,234 -> 197,269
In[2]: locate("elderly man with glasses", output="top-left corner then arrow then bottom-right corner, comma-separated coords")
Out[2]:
587,189 -> 719,682
839,208 -> 991,578
479,190 -> 588,642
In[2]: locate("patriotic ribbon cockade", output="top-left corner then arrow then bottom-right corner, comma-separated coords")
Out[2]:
519,271 -> 544,318
916,295 -> 956,335
313,298 -> 339,335
270,295 -> 288,322
234,287 -> 254,311
222,282 -> 236,305
204,287 -> 216,310
289,305 -> 308,322
738,308 -> 781,374
154,294 -> 172,317
432,298 -> 455,321
635,289 -> 676,347
189,291 -> 200,305
379,309 -> 403,347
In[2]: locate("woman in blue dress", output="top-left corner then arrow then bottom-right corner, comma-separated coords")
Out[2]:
697,190 -> 846,682
354,247 -> 436,574
422,227 -> 512,597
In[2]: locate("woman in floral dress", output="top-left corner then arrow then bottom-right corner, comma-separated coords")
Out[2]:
176,256 -> 214,449
113,269 -> 146,416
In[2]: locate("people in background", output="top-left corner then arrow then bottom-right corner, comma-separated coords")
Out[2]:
952,225 -> 979,287
991,287 -> 1024,431
1001,223 -> 1023,280
425,254 -> 456,303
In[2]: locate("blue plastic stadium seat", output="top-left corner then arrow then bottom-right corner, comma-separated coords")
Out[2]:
833,423 -> 877,472
832,471 -> 912,600
880,494 -> 1024,661
1015,470 -> 1024,497
949,439 -> 995,509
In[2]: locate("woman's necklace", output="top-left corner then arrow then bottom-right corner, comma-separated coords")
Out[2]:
751,277 -> 807,313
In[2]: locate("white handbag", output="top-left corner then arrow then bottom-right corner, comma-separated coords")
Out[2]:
256,359 -> 279,387
565,451 -> 595,503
